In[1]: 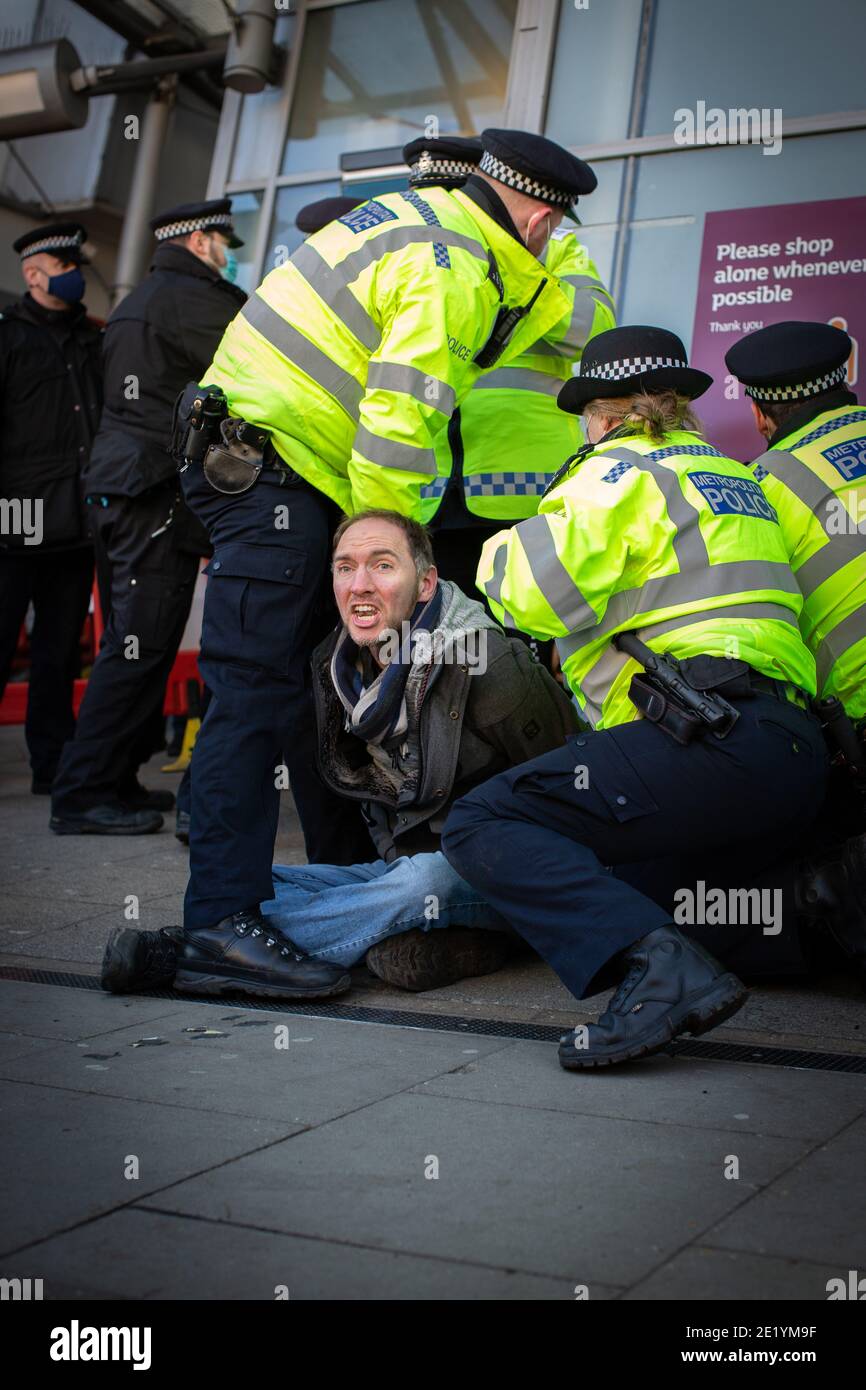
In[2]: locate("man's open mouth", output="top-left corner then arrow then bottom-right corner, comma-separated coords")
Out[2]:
350,604 -> 380,629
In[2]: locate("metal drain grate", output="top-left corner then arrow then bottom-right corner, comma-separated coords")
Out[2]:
2,964 -> 865,1073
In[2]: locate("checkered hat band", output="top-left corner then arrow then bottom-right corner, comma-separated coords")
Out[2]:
478,150 -> 572,208
154,213 -> 232,241
744,365 -> 847,402
411,158 -> 476,180
20,233 -> 82,259
587,355 -> 689,382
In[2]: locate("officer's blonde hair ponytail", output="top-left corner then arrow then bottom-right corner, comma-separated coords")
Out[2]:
585,390 -> 703,445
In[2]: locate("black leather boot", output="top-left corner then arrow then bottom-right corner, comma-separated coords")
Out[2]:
50,804 -> 163,835
119,778 -> 176,812
101,926 -> 182,994
559,925 -> 748,1070
795,833 -> 866,976
175,909 -> 352,1000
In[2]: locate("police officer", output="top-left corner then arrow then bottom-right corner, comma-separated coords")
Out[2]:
173,128 -> 584,997
404,133 -> 615,597
0,223 -> 101,794
442,325 -> 830,1070
725,322 -> 866,720
295,196 -> 362,236
50,200 -> 247,835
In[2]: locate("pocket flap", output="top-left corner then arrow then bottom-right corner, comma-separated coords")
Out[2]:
204,542 -> 305,585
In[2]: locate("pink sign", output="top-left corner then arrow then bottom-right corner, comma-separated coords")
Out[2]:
690,196 -> 866,461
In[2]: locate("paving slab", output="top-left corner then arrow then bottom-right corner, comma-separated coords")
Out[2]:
412,1040 -> 866,1139
0,999 -> 514,1125
140,1089 -> 808,1287
5,899 -> 185,963
3,1208 -> 599,1300
705,1115 -> 866,1269
0,1078 -> 302,1255
623,1245 -> 843,1300
0,980 -> 194,1041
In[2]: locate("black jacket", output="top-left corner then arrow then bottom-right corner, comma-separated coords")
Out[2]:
84,244 -> 246,499
0,294 -> 102,551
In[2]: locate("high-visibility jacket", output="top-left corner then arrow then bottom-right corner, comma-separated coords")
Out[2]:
477,427 -> 816,729
201,188 -> 571,523
752,403 -> 866,719
445,228 -> 616,522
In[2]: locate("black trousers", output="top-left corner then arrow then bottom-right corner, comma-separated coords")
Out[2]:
179,461 -> 371,930
0,547 -> 93,782
442,689 -> 830,1001
52,488 -> 200,812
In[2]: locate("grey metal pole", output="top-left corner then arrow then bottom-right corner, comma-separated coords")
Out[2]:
111,76 -> 176,309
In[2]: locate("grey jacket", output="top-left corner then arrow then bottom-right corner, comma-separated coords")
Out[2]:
311,580 -> 578,861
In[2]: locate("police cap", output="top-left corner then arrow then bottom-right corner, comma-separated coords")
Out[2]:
295,196 -> 363,235
13,221 -> 89,264
478,128 -> 597,219
149,198 -> 243,248
725,321 -> 851,403
558,325 -> 712,413
403,135 -> 483,188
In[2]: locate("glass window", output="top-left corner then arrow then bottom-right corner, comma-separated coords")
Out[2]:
619,130 -> 866,348
571,159 -> 624,292
267,181 -> 342,266
230,14 -> 294,183
227,191 -> 266,294
545,0 -> 643,147
281,0 -> 516,175
643,0 -> 866,133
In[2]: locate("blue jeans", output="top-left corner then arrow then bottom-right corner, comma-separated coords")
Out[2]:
260,851 -> 511,966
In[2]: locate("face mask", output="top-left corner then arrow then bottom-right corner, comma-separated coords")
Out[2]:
45,266 -> 85,304
579,413 -> 591,444
221,249 -> 238,284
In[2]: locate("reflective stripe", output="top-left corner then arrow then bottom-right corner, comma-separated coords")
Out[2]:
613,447 -> 711,573
241,295 -> 363,419
566,601 -> 801,726
353,424 -> 436,475
759,445 -> 866,596
796,536 -> 866,597
290,242 -> 381,351
517,513 -> 597,630
816,604 -> 866,685
473,366 -> 561,395
465,471 -> 553,496
560,283 -> 603,354
557,561 -> 800,660
485,541 -> 509,611
760,448 -> 836,518
366,361 -> 455,415
295,225 -> 489,314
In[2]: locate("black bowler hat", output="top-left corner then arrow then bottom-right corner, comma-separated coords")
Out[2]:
558,326 -> 713,413
13,221 -> 89,264
403,135 -> 482,189
149,198 -> 243,248
295,196 -> 363,235
725,321 -> 851,403
478,128 -> 597,220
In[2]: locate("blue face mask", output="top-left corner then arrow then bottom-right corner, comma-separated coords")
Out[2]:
579,413 -> 591,444
221,249 -> 238,284
46,266 -> 85,304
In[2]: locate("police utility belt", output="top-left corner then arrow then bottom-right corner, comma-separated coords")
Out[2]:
615,630 -> 802,746
173,382 -> 296,494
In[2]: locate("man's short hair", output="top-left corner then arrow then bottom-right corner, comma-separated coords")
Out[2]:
332,509 -> 435,578
759,387 -> 841,430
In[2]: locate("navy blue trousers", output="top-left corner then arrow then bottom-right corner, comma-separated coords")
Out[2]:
179,462 -> 370,930
442,689 -> 829,1001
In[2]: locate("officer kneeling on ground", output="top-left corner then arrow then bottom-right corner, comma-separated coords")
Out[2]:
442,325 -> 831,1071
100,509 -> 577,996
